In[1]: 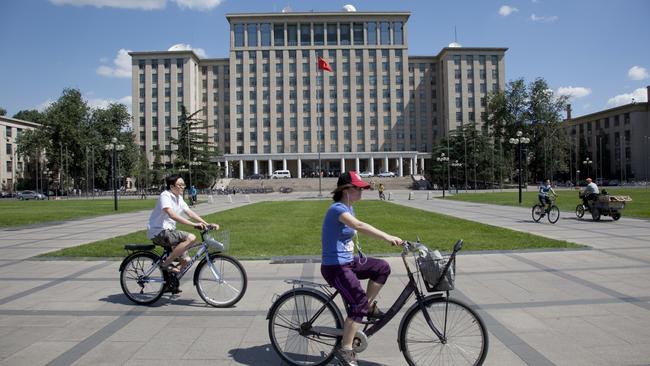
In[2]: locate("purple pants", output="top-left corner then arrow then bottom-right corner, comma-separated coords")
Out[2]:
321,256 -> 391,323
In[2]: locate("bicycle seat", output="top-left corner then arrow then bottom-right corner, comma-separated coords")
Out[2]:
124,244 -> 156,251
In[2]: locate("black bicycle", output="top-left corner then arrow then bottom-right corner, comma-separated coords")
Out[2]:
532,194 -> 560,224
119,228 -> 247,307
266,239 -> 488,366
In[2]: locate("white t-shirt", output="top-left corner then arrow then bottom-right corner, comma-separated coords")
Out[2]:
585,182 -> 599,194
147,190 -> 190,239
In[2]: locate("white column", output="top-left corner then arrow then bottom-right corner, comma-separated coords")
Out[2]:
239,160 -> 244,180
370,158 -> 374,174
253,160 -> 259,174
384,156 -> 389,173
297,158 -> 302,179
225,160 -> 230,178
413,156 -> 417,175
341,157 -> 346,173
420,157 -> 425,174
398,156 -> 404,177
355,157 -> 360,172
268,159 -> 273,176
282,159 -> 287,170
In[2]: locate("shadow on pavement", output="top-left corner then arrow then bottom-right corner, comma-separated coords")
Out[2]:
99,293 -> 207,308
229,344 -> 387,365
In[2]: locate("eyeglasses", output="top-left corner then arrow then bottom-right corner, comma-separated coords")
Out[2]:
175,184 -> 186,188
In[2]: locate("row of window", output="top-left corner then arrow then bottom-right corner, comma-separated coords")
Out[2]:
453,55 -> 499,65
138,58 -> 184,70
233,21 -> 404,48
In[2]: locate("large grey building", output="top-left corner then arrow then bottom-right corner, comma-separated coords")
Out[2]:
564,86 -> 650,182
1,116 -> 41,192
130,10 -> 507,179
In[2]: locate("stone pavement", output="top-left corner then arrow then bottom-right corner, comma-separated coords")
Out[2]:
0,191 -> 649,365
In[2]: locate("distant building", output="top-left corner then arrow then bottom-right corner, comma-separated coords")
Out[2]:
130,10 -> 507,179
1,116 -> 41,192
564,86 -> 650,182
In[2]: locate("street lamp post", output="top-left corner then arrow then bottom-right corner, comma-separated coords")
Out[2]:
105,137 -> 125,211
436,153 -> 449,198
451,160 -> 462,194
509,130 -> 530,204
583,157 -> 593,179
576,170 -> 581,187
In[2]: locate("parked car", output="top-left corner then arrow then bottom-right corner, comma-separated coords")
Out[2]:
17,190 -> 46,200
359,171 -> 374,178
0,191 -> 10,198
246,173 -> 265,180
377,171 -> 396,178
271,170 -> 291,179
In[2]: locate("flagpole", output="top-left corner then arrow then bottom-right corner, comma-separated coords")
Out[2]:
316,56 -> 333,198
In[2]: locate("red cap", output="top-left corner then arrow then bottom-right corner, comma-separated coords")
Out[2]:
334,171 -> 370,191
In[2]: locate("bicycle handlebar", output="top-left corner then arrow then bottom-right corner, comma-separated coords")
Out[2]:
401,239 -> 464,256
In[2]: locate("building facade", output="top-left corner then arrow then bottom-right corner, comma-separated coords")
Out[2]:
130,10 -> 507,179
1,116 -> 41,192
564,86 -> 650,182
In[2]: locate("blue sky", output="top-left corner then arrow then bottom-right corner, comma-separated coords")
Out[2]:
1,0 -> 649,118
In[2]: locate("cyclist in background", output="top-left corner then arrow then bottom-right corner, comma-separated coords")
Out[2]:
581,177 -> 599,209
538,179 -> 557,213
189,185 -> 198,206
321,171 -> 402,366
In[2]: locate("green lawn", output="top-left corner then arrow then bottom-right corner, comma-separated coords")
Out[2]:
39,200 -> 581,259
0,199 -> 159,227
443,188 -> 650,219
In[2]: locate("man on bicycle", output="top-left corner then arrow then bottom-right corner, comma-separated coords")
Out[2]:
581,177 -> 599,209
147,175 -> 218,278
538,179 -> 557,213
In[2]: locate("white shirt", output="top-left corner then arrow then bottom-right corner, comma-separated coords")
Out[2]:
585,182 -> 599,194
147,190 -> 190,239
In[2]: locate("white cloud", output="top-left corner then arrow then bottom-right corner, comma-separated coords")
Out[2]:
35,99 -> 55,112
172,0 -> 223,10
628,66 -> 649,80
87,95 -> 132,113
498,5 -> 518,16
168,43 -> 207,58
530,13 -> 559,22
556,86 -> 592,98
49,0 -> 165,10
606,88 -> 648,107
97,49 -> 132,78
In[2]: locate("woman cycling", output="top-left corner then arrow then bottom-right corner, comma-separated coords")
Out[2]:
320,171 -> 402,366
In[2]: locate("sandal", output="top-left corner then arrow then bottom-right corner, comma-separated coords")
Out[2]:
367,301 -> 385,320
161,263 -> 180,274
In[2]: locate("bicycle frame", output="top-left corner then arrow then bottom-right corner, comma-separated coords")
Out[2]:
289,243 -> 457,350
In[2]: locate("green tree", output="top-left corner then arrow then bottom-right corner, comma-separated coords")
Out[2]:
170,106 -> 221,188
13,109 -> 45,123
0,107 -> 6,116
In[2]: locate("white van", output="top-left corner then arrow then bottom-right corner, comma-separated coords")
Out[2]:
271,170 -> 291,179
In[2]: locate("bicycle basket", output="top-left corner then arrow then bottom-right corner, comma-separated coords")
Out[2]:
416,249 -> 455,292
205,230 -> 230,252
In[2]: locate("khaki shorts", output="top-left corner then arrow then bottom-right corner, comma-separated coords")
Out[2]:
151,229 -> 191,249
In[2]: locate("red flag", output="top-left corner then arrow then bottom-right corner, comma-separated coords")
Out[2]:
317,56 -> 332,72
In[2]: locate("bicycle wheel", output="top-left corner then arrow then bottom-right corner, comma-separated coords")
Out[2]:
195,254 -> 247,307
120,252 -> 165,305
400,296 -> 488,366
575,204 -> 585,218
531,204 -> 544,222
547,205 -> 560,224
268,289 -> 343,366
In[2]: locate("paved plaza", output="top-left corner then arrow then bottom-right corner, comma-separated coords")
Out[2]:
0,192 -> 649,365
